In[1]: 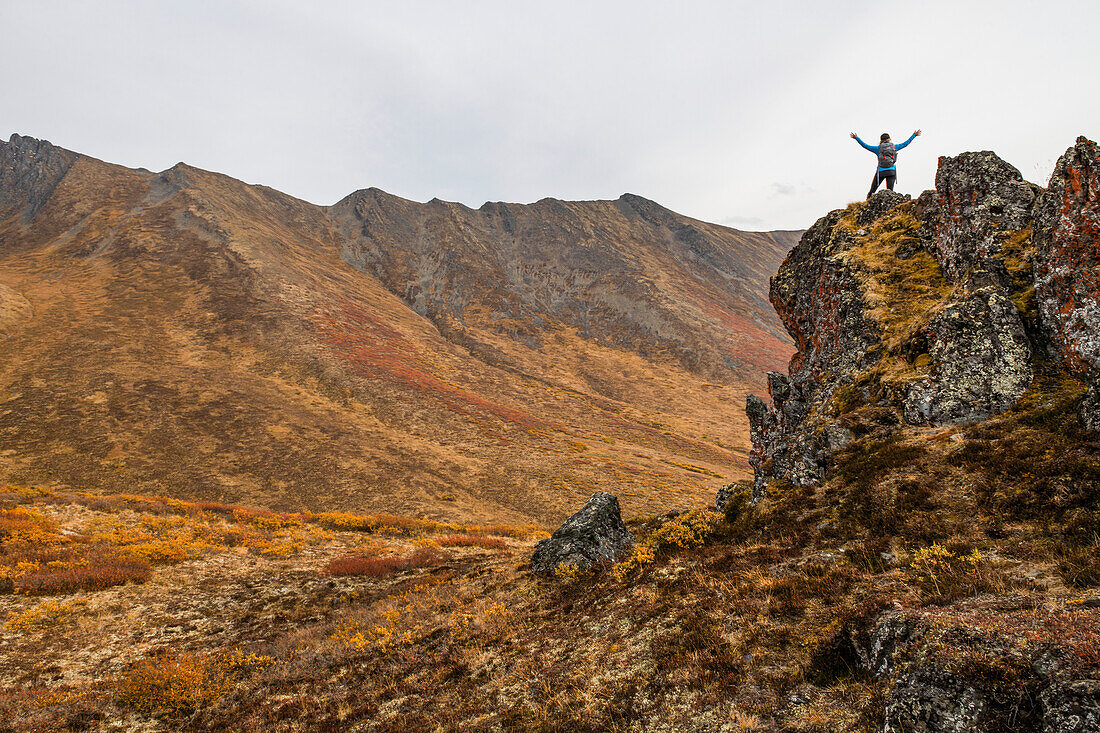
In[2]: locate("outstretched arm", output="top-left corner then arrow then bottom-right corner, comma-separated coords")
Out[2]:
894,129 -> 921,152
850,132 -> 878,153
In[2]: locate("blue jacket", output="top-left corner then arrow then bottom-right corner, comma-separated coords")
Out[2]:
856,133 -> 917,172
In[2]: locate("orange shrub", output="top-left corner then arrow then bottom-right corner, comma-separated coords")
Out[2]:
324,548 -> 446,578
117,649 -> 275,718
437,534 -> 507,551
466,524 -> 548,540
0,507 -> 60,549
7,545 -> 150,595
313,511 -> 460,536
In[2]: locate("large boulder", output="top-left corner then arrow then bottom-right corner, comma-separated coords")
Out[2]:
903,267 -> 1032,424
929,151 -> 1036,282
1033,136 -> 1100,376
530,493 -> 634,575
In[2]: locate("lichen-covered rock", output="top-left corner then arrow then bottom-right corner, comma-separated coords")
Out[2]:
883,664 -> 1018,733
852,611 -> 923,679
0,133 -> 78,220
530,492 -> 634,575
930,151 -> 1036,282
747,380 -> 826,499
857,189 -> 911,227
903,267 -> 1032,424
1081,383 -> 1100,434
747,208 -> 883,494
1033,136 -> 1100,376
715,481 -> 750,515
770,211 -> 882,396
1040,679 -> 1100,733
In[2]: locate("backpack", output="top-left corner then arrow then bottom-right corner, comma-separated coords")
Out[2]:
877,142 -> 897,168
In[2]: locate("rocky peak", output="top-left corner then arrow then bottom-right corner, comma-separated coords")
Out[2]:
743,137 -> 1100,498
856,189 -> 910,227
0,133 -> 79,220
925,150 -> 1037,282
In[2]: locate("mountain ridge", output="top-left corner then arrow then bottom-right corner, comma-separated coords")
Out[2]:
0,132 -> 797,523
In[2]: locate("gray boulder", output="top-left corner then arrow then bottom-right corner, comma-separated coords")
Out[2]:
531,492 -> 634,575
903,267 -> 1032,425
929,150 -> 1036,282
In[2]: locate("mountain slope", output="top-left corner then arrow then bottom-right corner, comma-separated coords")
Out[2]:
0,133 -> 795,523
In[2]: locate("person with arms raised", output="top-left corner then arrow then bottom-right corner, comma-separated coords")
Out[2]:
851,129 -> 921,198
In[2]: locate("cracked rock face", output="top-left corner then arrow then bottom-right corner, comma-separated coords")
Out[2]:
530,492 -> 634,575
769,211 -> 883,397
1034,136 -> 1100,377
0,133 -> 78,220
746,209 -> 883,496
904,267 -> 1032,425
929,151 -> 1037,282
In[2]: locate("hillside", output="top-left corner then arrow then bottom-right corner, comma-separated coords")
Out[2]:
3,137 -> 1100,733
0,133 -> 796,524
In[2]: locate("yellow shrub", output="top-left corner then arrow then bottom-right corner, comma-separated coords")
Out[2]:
249,513 -> 304,531
117,649 -> 274,718
611,542 -> 656,582
553,562 -> 593,584
908,542 -> 992,601
651,507 -> 716,551
4,598 -> 89,631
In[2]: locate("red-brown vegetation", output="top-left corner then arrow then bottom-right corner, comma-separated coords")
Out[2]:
323,548 -> 447,578
437,534 -> 507,550
7,545 -> 150,595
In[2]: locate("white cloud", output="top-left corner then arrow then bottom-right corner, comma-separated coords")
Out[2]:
1,0 -> 1096,230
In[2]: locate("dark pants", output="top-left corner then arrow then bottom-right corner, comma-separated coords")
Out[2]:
869,169 -> 896,197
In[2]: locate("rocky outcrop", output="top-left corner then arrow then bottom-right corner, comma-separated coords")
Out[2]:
842,610 -> 1100,733
926,151 -> 1037,282
1041,679 -> 1100,733
883,662 -> 1032,733
0,133 -> 78,220
746,200 -> 887,497
746,141 -> 1100,492
769,210 -> 883,396
530,493 -> 634,575
1033,136 -> 1100,377
903,266 -> 1032,424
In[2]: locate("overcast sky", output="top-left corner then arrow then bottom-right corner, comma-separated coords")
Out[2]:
2,0 -> 1097,231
